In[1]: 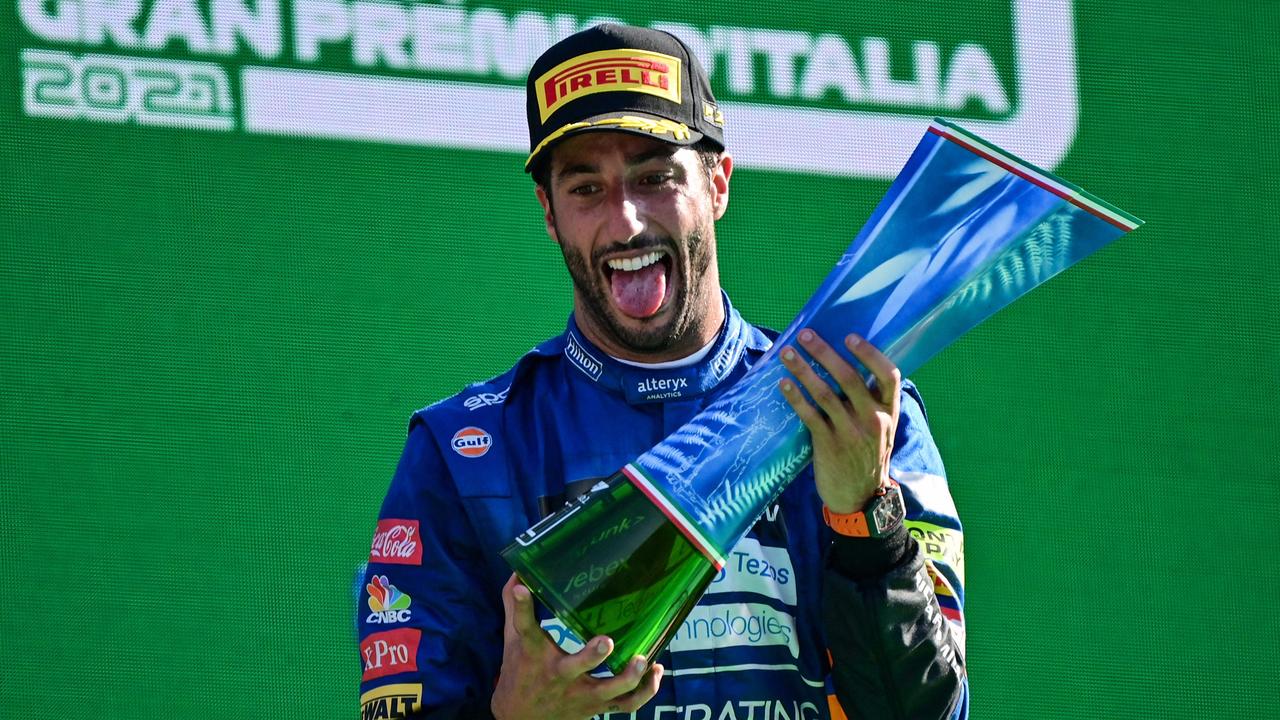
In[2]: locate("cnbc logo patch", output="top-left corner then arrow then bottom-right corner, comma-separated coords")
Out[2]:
366,574 -> 412,624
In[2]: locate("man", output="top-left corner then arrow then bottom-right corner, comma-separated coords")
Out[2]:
359,24 -> 967,720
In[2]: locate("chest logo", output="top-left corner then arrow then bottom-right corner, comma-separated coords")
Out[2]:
534,48 -> 682,122
451,426 -> 493,458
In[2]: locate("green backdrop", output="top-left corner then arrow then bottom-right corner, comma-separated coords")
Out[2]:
3,0 -> 1277,717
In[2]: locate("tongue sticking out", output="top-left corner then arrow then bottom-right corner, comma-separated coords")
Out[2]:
610,262 -> 668,318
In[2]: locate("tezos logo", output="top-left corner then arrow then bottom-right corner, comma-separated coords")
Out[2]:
366,574 -> 412,624
451,426 -> 492,458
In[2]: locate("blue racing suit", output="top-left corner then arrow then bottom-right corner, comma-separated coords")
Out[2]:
358,296 -> 968,719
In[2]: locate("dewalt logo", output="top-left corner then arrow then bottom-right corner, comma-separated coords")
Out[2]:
360,683 -> 420,720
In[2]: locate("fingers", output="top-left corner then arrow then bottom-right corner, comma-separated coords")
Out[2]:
501,573 -> 518,639
845,333 -> 902,420
588,656 -> 661,707
779,330 -> 902,412
556,636 -> 613,679
779,342 -> 845,436
496,575 -> 661,718
779,371 -> 829,436
797,329 -> 882,419
598,662 -> 665,714
501,573 -> 543,645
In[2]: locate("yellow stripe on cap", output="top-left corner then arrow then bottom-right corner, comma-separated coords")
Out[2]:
525,115 -> 692,169
534,48 -> 682,123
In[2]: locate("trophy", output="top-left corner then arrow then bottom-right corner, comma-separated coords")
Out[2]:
501,119 -> 1143,674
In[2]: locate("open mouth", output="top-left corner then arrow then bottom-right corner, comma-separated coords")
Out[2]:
602,249 -> 674,319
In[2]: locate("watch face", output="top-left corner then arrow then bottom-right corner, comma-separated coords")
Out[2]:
872,487 -> 906,535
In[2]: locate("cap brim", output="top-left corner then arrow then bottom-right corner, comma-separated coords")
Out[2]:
525,111 -> 704,172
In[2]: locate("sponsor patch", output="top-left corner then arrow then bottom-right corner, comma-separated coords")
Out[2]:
669,602 -> 799,658
597,699 -> 820,720
360,682 -> 421,719
541,618 -> 586,655
905,519 -> 965,582
366,574 -> 412,624
925,560 -> 964,625
361,629 -> 421,682
450,426 -> 492,458
534,48 -> 682,122
707,537 -> 797,605
564,332 -> 603,381
463,388 -> 508,411
369,519 -> 422,566
635,376 -> 690,401
702,101 -> 725,128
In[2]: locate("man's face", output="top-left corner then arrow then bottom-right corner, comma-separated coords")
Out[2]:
536,132 -> 732,360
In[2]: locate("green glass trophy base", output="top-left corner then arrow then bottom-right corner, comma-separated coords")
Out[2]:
501,470 -> 717,675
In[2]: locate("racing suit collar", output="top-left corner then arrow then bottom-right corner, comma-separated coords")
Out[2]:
563,292 -> 753,405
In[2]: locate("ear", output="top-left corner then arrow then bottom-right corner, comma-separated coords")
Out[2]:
709,153 -> 733,221
535,184 -> 558,243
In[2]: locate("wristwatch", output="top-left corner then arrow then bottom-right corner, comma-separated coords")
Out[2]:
822,480 -> 905,538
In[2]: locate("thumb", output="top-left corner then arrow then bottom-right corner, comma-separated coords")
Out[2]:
501,573 -> 542,645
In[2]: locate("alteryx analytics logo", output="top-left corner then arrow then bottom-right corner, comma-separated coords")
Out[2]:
636,376 -> 689,400
366,574 -> 412,624
14,0 -> 1078,177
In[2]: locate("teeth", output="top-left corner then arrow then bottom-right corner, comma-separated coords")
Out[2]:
607,251 -> 665,272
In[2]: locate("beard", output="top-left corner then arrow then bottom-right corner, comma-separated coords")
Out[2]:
554,217 -> 718,355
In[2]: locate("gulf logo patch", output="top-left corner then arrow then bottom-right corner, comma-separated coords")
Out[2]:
451,426 -> 492,458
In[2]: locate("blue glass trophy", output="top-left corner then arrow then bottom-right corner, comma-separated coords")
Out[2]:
501,119 -> 1144,674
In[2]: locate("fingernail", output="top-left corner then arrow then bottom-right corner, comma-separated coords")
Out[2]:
799,329 -> 814,342
596,639 -> 611,656
847,334 -> 862,348
513,586 -> 529,602
632,657 -> 646,672
782,349 -> 796,361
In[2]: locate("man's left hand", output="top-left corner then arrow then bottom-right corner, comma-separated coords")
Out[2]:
778,329 -> 902,514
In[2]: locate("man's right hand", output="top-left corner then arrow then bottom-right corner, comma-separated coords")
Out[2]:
491,574 -> 665,720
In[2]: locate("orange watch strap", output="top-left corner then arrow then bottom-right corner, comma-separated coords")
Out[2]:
823,505 -> 872,537
823,480 -> 899,537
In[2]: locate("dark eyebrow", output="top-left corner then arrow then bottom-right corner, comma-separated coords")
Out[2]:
555,162 -> 598,183
554,144 -> 680,184
626,145 -> 679,167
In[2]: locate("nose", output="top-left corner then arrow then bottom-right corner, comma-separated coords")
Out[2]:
603,187 -> 646,244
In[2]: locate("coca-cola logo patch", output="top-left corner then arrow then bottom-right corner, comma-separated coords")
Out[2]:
369,519 -> 422,565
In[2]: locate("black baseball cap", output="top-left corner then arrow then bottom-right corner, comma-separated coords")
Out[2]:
524,23 -> 725,173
